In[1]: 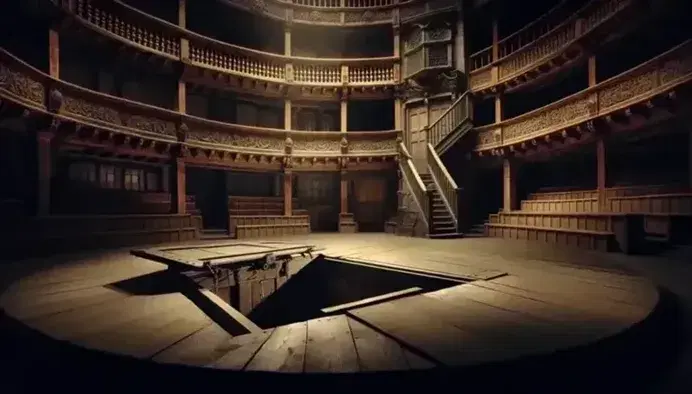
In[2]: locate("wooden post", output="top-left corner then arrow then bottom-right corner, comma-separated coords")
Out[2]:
340,97 -> 347,132
394,97 -> 403,131
494,94 -> 503,123
393,27 -> 400,58
284,99 -> 292,130
178,0 -> 189,61
284,27 -> 291,56
171,158 -> 186,214
36,132 -> 53,216
48,29 -> 59,78
588,55 -> 597,87
176,81 -> 186,113
491,19 -> 499,62
502,158 -> 517,212
283,171 -> 293,216
340,170 -> 348,214
596,138 -> 607,212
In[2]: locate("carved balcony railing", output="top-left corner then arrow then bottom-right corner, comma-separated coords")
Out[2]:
468,0 -> 633,93
218,0 -> 456,26
398,142 -> 430,230
0,49 -> 401,166
474,40 -> 692,152
427,91 -> 472,154
426,143 -> 460,231
66,0 -> 398,88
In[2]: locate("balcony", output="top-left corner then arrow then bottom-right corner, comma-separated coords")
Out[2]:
403,25 -> 454,80
468,0 -> 637,95
57,0 -> 400,99
0,48 -> 401,171
473,41 -> 692,155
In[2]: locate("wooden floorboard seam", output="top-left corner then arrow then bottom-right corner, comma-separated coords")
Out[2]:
345,311 -> 444,368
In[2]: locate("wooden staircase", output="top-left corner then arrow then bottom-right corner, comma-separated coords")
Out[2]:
418,173 -> 463,239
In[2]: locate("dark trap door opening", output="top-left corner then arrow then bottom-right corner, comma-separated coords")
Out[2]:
247,256 -> 466,329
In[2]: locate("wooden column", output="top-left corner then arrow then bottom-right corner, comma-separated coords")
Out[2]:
284,99 -> 292,130
494,94 -> 503,123
491,19 -> 499,62
340,97 -> 348,132
48,29 -> 59,78
588,55 -> 597,87
340,170 -> 348,214
171,158 -> 186,214
284,27 -> 291,56
178,0 -> 189,61
502,158 -> 517,212
177,81 -> 186,113
596,138 -> 607,211
394,98 -> 403,131
36,132 -> 53,216
393,27 -> 400,58
283,171 -> 293,216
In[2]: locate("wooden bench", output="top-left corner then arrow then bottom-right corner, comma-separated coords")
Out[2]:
227,196 -> 301,216
228,208 -> 309,216
3,214 -> 199,259
228,215 -> 311,239
485,223 -> 614,252
520,198 -> 599,213
528,184 -> 689,201
338,213 -> 358,233
606,193 -> 692,214
489,212 -> 614,233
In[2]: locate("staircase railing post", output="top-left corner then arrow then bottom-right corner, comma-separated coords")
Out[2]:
426,188 -> 435,236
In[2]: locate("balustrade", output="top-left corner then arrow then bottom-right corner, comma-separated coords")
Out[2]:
67,0 -> 398,87
474,40 -> 692,151
469,0 -> 633,91
427,93 -> 471,149
398,143 -> 430,229
426,143 -> 460,229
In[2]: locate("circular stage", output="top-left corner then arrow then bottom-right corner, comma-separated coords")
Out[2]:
0,234 -> 671,392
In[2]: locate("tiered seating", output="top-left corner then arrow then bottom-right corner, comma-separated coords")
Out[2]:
338,213 -> 358,233
228,215 -> 311,239
227,196 -> 311,239
2,214 -> 199,259
486,184 -> 692,252
228,196 -> 307,216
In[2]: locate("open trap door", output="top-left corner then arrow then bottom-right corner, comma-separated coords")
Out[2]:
247,255 -> 468,329
132,243 -> 490,331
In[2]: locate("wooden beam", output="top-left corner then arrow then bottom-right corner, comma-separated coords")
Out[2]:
340,170 -> 348,214
283,170 -> 293,216
502,158 -> 517,212
172,158 -> 186,214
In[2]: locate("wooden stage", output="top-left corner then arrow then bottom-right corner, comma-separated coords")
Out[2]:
0,234 -> 669,392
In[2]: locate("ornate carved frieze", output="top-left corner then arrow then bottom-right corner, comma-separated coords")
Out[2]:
62,96 -> 120,125
291,134 -> 341,152
293,9 -> 341,24
0,64 -> 45,107
186,128 -> 285,151
343,9 -> 393,24
349,138 -> 398,152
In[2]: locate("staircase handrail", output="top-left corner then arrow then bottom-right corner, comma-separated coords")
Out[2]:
426,143 -> 461,230
428,91 -> 471,149
398,142 -> 430,228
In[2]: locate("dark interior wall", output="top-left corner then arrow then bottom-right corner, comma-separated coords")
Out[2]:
0,126 -> 36,215
348,100 -> 395,131
121,0 -> 178,23
186,93 -> 283,128
226,171 -> 278,197
293,26 -> 393,58
502,65 -> 588,119
59,38 -> 177,109
292,104 -> 340,131
296,172 -> 340,232
187,2 -> 284,54
595,12 -> 692,83
0,2 -> 48,71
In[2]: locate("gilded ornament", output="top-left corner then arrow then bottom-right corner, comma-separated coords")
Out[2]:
0,64 -> 45,106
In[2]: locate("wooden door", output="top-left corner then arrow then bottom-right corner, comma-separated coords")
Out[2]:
407,106 -> 428,173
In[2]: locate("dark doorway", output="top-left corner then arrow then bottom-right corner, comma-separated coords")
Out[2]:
295,172 -> 340,232
186,167 -> 228,230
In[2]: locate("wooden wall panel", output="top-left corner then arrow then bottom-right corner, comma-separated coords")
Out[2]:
296,172 -> 339,232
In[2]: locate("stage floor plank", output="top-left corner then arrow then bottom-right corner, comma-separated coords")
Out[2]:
0,233 -> 660,374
